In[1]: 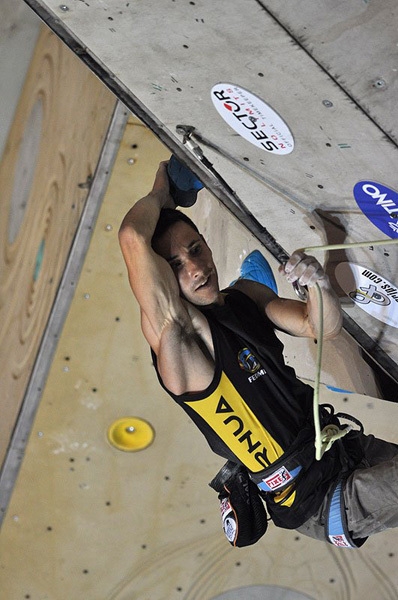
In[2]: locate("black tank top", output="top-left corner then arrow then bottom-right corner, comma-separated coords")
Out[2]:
152,288 -> 342,528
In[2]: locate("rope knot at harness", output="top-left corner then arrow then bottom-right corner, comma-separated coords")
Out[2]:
319,423 -> 353,459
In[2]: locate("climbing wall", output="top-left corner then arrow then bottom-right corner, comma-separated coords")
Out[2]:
0,23 -> 116,467
1,113 -> 398,600
1,1 -> 398,599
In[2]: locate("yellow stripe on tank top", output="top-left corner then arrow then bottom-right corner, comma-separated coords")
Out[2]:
185,371 -> 284,473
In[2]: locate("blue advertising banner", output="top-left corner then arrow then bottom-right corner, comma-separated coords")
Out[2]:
353,181 -> 398,238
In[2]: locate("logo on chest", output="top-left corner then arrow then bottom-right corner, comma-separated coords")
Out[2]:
238,347 -> 266,383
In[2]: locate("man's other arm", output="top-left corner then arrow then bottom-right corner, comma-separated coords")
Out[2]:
234,251 -> 342,340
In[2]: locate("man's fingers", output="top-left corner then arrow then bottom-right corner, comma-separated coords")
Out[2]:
283,251 -> 307,274
281,252 -> 326,287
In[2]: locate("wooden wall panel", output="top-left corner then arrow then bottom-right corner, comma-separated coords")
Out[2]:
0,25 -> 116,466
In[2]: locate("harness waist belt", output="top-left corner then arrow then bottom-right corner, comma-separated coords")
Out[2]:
256,465 -> 302,493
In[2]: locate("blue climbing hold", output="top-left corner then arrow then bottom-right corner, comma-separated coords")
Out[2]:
232,250 -> 278,293
167,155 -> 204,207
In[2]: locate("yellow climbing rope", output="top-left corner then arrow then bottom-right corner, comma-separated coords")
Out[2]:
299,238 -> 398,461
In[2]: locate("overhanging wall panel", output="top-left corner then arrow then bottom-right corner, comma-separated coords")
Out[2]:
22,0 -> 398,380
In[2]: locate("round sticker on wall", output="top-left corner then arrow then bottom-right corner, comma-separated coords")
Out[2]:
353,181 -> 398,238
335,262 -> 398,328
211,83 -> 294,155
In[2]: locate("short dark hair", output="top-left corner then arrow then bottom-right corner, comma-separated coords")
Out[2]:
151,208 -> 200,248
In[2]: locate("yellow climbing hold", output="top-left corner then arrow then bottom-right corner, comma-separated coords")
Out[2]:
107,417 -> 155,452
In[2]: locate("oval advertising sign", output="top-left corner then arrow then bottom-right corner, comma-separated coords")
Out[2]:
211,83 -> 294,155
335,262 -> 398,328
353,181 -> 398,238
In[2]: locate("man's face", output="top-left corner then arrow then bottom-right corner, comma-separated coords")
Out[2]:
154,221 -> 221,305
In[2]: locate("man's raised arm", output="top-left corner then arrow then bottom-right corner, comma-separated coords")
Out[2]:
118,161 -> 186,352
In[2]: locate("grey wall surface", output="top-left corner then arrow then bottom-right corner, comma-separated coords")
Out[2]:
0,0 -> 40,160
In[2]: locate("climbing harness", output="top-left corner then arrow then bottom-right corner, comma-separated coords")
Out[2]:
210,405 -> 366,548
